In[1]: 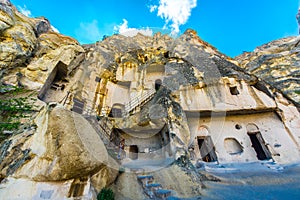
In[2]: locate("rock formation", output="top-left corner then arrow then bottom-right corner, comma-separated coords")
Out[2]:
235,36 -> 300,108
0,0 -> 299,199
0,0 -> 84,90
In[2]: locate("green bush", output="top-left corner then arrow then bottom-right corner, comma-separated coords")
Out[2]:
0,85 -> 36,133
97,188 -> 114,200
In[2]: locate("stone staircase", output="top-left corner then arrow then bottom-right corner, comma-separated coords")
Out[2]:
123,88 -> 156,116
83,89 -> 156,148
99,88 -> 156,117
137,174 -> 176,200
83,115 -> 112,145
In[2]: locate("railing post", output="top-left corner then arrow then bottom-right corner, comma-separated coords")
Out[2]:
122,89 -> 156,116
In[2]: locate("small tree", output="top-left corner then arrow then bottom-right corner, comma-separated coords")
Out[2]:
97,188 -> 114,200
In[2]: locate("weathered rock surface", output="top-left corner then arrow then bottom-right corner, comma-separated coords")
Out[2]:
0,1 -> 37,71
19,104 -> 107,181
91,157 -> 119,192
23,39 -> 84,86
0,1 -> 300,199
0,177 -> 97,200
0,0 -> 84,90
235,36 -> 300,107
0,103 -> 112,199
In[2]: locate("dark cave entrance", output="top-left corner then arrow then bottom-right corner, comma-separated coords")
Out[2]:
38,61 -> 67,101
197,136 -> 218,162
229,86 -> 239,95
155,79 -> 162,91
129,145 -> 138,160
248,132 -> 272,160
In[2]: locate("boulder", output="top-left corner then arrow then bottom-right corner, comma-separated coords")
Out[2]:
91,157 -> 119,192
1,104 -> 108,181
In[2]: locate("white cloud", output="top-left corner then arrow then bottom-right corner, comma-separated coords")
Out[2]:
149,5 -> 158,13
18,5 -> 32,17
114,19 -> 153,37
150,0 -> 197,36
76,20 -> 102,43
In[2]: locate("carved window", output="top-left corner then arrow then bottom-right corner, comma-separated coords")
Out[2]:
230,86 -> 239,95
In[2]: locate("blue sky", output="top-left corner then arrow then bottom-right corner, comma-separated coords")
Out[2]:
10,0 -> 299,57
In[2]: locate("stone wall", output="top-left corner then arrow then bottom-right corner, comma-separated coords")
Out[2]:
187,112 -> 300,164
178,78 -> 276,113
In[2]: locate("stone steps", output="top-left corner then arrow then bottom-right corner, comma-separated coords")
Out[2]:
124,88 -> 156,116
155,189 -> 172,199
84,115 -> 111,145
137,174 -> 175,200
98,89 -> 156,117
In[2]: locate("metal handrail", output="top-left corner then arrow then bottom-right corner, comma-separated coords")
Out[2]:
84,115 -> 111,144
124,88 -> 156,114
71,88 -> 156,117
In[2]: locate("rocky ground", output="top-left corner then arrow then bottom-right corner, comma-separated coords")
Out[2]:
108,160 -> 300,200
201,162 -> 300,200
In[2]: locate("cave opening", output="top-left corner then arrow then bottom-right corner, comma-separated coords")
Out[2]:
129,145 -> 138,160
197,136 -> 218,162
248,132 -> 272,160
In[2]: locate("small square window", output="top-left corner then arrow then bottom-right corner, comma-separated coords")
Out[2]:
95,77 -> 101,82
230,86 -> 239,95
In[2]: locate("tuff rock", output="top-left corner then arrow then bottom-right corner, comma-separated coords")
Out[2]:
235,36 -> 300,107
0,1 -> 299,199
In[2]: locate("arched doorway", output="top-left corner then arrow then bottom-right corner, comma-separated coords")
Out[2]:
224,138 -> 243,155
197,136 -> 218,162
246,123 -> 272,160
155,79 -> 162,91
192,126 -> 218,162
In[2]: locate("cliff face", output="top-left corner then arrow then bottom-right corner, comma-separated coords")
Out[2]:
0,0 -> 84,89
235,36 -> 300,107
0,1 -> 300,199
